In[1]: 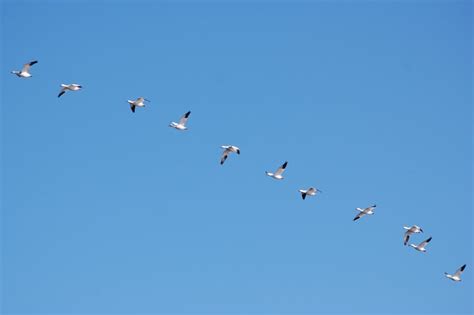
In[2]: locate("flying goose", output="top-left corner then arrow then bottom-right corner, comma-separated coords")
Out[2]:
265,161 -> 288,180
220,145 -> 240,165
299,187 -> 322,200
353,204 -> 376,221
403,225 -> 423,246
11,60 -> 38,78
445,264 -> 467,282
169,111 -> 191,130
58,84 -> 82,98
409,236 -> 432,252
127,97 -> 149,112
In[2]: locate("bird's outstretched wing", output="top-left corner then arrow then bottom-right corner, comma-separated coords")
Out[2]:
179,111 -> 191,125
419,237 -> 432,247
274,161 -> 288,176
353,212 -> 365,221
22,60 -> 38,72
454,264 -> 467,277
220,150 -> 229,165
403,233 -> 410,246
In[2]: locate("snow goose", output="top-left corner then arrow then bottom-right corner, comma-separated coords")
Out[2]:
265,161 -> 288,180
299,187 -> 322,200
220,145 -> 240,165
58,84 -> 82,98
403,225 -> 423,246
11,60 -> 38,78
169,111 -> 191,130
409,236 -> 432,252
445,264 -> 467,282
353,204 -> 376,221
127,97 -> 149,112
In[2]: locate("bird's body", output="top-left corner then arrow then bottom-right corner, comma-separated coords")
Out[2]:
11,60 -> 37,78
169,111 -> 191,130
220,145 -> 240,165
266,161 -> 288,180
409,236 -> 432,252
445,264 -> 466,282
353,204 -> 376,221
299,187 -> 322,200
403,225 -> 423,246
127,97 -> 149,112
58,84 -> 82,98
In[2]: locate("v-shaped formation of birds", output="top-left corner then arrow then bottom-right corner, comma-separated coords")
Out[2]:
11,60 -> 468,283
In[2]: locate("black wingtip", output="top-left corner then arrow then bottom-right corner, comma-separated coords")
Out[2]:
58,91 -> 65,98
30,60 -> 38,65
353,216 -> 359,221
185,111 -> 191,118
282,161 -> 288,168
237,149 -> 240,154
460,264 -> 466,271
131,105 -> 135,113
426,237 -> 432,242
301,193 -> 306,200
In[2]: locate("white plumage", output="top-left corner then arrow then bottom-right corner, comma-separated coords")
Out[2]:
127,97 -> 149,112
445,264 -> 467,282
403,225 -> 423,246
220,145 -> 240,165
353,204 -> 376,221
298,187 -> 322,200
409,236 -> 432,252
265,161 -> 288,180
11,60 -> 38,78
58,84 -> 82,98
169,111 -> 191,130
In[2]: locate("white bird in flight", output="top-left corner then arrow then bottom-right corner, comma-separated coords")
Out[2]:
299,187 -> 322,200
220,145 -> 240,165
169,111 -> 191,130
127,97 -> 149,113
403,225 -> 424,246
409,236 -> 432,252
11,60 -> 38,78
58,84 -> 82,98
265,161 -> 288,180
445,264 -> 467,282
353,204 -> 376,221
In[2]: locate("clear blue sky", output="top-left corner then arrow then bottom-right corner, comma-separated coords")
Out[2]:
1,0 -> 472,314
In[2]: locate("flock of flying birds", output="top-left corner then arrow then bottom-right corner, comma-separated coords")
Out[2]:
11,59 -> 468,283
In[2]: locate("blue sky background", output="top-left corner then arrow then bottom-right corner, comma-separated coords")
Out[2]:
1,0 -> 472,314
